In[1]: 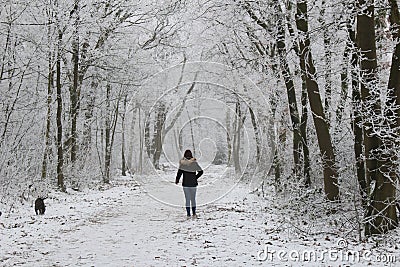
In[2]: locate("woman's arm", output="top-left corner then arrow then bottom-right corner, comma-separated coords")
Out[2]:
175,169 -> 183,184
196,170 -> 203,179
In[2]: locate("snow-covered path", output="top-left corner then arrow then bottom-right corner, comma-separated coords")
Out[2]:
1,165 -> 399,266
1,166 -> 270,266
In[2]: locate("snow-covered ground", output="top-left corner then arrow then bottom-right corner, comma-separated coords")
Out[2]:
1,165 -> 399,266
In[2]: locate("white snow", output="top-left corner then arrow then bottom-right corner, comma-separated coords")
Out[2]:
1,165 -> 399,266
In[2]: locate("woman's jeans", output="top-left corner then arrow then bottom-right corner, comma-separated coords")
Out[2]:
183,187 -> 197,216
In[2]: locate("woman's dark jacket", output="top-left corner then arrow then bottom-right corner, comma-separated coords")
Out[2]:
175,157 -> 203,187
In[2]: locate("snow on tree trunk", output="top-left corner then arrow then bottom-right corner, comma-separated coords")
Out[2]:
365,0 -> 399,235
295,0 -> 339,200
56,22 -> 65,192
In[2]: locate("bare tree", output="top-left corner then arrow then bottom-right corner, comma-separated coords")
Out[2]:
70,0 -> 80,163
347,3 -> 367,204
56,3 -> 65,191
295,0 -> 339,200
41,3 -> 55,179
365,0 -> 399,235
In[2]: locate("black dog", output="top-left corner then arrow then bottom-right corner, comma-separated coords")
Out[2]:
35,198 -> 46,215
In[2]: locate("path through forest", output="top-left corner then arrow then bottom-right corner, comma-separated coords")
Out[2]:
1,166 -> 399,266
1,166 -> 273,266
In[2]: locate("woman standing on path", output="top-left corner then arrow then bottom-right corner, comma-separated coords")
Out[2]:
175,150 -> 203,218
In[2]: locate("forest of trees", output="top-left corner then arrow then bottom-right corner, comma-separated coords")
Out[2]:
1,0 -> 399,237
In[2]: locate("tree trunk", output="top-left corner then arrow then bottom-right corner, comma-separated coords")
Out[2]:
56,26 -> 65,191
357,0 -> 380,195
276,9 -> 302,176
321,1 -> 332,127
82,78 -> 97,154
270,90 -> 282,189
104,84 -> 111,183
248,106 -> 261,163
300,77 -> 311,186
41,15 -> 54,180
173,128 -> 181,159
70,1 -> 80,163
103,84 -> 120,183
226,108 -> 232,165
295,0 -> 339,200
388,0 -> 400,128
153,103 -> 166,169
335,40 -> 350,132
365,0 -> 400,235
138,107 -> 144,174
121,95 -> 127,176
348,12 -> 367,203
144,115 -> 152,158
127,105 -> 138,172
233,100 -> 243,174
390,0 -> 400,131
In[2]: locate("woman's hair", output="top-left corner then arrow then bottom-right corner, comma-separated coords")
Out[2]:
184,149 -> 193,159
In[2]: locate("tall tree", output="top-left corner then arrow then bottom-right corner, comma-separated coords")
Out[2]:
347,5 -> 367,203
56,4 -> 65,191
320,0 -> 333,127
357,0 -> 379,197
295,0 -> 339,200
275,3 -> 303,176
103,84 -> 120,183
300,75 -> 311,186
41,4 -> 55,179
365,0 -> 399,235
284,0 -> 311,184
121,94 -> 128,176
70,0 -> 80,163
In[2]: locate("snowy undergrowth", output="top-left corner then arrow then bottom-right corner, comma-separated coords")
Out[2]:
0,168 -> 399,267
262,183 -> 400,267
